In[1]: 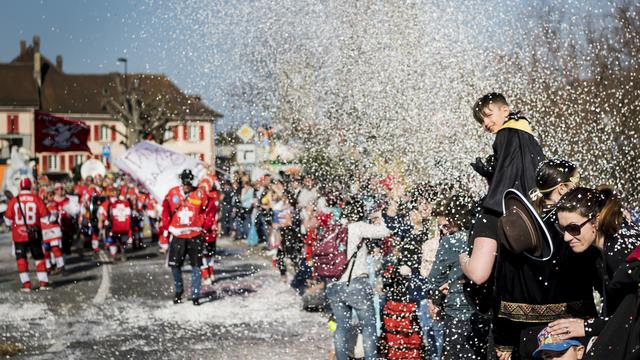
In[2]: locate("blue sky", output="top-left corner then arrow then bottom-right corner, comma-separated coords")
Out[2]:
0,0 -> 612,133
0,0 -> 236,130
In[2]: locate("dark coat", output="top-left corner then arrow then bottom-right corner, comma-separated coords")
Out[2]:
482,115 -> 544,213
584,256 -> 640,359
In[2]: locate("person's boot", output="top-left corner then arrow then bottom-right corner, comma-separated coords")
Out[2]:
192,298 -> 201,306
38,282 -> 52,291
173,290 -> 183,304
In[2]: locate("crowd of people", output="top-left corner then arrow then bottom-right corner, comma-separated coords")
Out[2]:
3,92 -> 640,359
2,172 -> 163,289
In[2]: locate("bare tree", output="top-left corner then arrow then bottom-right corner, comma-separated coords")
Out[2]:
101,76 -> 181,148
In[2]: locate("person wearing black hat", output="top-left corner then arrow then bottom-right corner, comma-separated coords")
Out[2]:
161,169 -> 208,306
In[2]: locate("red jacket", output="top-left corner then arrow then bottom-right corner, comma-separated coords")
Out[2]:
4,190 -> 49,243
109,199 -> 133,235
162,186 -> 208,239
202,190 -> 219,243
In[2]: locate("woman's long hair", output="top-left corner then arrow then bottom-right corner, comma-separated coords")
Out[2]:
556,186 -> 624,240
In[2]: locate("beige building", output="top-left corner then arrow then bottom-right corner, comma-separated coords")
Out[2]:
0,36 -> 221,176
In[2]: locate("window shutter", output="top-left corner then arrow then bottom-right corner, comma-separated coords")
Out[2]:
42,155 -> 48,172
183,125 -> 188,140
60,155 -> 66,171
94,125 -> 100,141
7,114 -> 19,134
172,126 -> 178,140
111,125 -> 116,141
199,125 -> 205,141
68,155 -> 74,171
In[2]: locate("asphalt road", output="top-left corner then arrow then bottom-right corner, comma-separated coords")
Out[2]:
0,232 -> 331,359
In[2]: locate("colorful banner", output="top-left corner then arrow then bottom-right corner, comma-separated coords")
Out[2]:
113,141 -> 205,202
34,111 -> 91,153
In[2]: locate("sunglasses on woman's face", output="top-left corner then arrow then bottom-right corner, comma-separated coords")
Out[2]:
555,217 -> 594,237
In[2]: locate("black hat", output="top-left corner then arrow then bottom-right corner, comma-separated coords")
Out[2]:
497,189 -> 553,260
179,169 -> 194,185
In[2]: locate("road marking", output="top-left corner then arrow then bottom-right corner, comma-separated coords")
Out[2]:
92,251 -> 111,304
46,340 -> 68,353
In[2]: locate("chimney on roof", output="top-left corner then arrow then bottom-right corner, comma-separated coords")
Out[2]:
56,55 -> 63,71
33,35 -> 40,52
33,35 -> 42,90
20,40 -> 26,53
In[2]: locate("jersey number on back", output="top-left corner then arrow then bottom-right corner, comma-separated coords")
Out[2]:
14,203 -> 37,225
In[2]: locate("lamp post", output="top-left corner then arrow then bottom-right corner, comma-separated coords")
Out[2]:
117,57 -> 128,90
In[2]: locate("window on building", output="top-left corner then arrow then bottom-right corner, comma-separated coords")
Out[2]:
47,154 -> 58,170
188,125 -> 199,141
7,114 -> 19,134
100,125 -> 110,141
164,127 -> 174,141
74,154 -> 84,167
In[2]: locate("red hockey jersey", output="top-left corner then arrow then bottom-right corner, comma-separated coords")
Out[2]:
162,186 -> 208,239
3,190 -> 49,243
109,199 -> 133,235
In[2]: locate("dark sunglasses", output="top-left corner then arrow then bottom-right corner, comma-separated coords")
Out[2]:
555,217 -> 594,237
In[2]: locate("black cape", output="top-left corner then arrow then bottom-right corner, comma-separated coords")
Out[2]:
482,116 -> 544,213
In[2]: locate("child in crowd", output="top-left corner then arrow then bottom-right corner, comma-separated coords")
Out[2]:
461,92 -> 545,359
532,329 -> 585,360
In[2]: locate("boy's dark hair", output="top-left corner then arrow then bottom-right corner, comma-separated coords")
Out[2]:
472,92 -> 509,124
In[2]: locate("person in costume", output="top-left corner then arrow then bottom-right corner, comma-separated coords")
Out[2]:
105,192 -> 133,261
496,160 -> 600,359
460,92 -> 545,359
43,190 -> 66,272
162,169 -> 208,306
3,178 -> 51,291
199,172 -> 220,286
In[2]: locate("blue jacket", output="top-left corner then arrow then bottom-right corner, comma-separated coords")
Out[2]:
425,231 -> 474,319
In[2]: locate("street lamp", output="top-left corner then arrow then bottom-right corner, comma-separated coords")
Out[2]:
117,57 -> 128,90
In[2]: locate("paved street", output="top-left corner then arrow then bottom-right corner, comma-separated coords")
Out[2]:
0,232 -> 331,359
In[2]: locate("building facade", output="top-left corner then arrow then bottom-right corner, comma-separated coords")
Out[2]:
0,36 -> 221,175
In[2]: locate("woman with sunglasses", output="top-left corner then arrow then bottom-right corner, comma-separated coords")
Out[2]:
492,159 -> 600,359
545,186 -> 640,343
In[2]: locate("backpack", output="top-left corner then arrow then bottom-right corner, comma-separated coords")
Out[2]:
313,223 -> 362,281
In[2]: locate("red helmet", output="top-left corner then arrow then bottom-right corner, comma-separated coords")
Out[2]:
19,177 -> 32,190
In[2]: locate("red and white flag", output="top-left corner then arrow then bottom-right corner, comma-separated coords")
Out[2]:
34,111 -> 91,153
